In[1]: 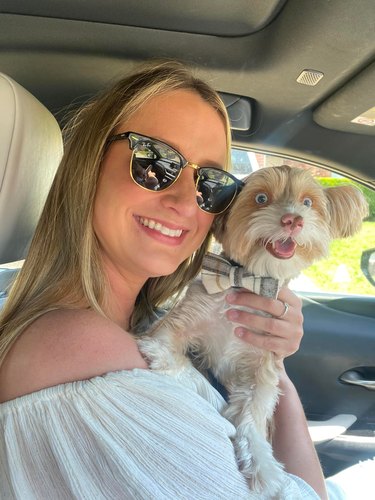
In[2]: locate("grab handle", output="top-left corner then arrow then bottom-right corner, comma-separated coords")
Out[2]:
339,368 -> 375,391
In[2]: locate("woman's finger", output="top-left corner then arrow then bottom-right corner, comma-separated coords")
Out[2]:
225,287 -> 304,358
226,287 -> 302,320
233,327 -> 300,358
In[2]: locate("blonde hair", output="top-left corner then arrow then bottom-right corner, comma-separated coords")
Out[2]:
0,60 -> 232,364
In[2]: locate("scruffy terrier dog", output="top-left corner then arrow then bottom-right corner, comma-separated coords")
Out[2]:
138,165 -> 368,497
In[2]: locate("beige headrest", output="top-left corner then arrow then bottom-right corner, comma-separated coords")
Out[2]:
0,73 -> 63,264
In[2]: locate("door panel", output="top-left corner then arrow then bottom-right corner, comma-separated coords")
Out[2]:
285,294 -> 375,476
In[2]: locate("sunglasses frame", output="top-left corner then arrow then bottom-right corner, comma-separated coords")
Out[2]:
106,131 -> 244,214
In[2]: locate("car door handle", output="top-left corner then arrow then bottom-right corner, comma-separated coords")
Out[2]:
339,368 -> 375,391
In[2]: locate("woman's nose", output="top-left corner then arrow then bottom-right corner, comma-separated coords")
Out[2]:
160,168 -> 198,215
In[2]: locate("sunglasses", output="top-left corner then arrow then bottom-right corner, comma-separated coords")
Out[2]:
106,131 -> 244,214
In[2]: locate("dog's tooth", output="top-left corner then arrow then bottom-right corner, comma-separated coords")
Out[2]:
148,220 -> 155,229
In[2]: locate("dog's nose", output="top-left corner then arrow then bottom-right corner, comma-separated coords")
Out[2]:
281,213 -> 304,235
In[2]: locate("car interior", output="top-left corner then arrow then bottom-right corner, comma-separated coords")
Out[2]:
0,0 -> 374,486
0,72 -> 63,308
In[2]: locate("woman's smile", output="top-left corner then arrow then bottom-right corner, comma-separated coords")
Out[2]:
135,215 -> 187,245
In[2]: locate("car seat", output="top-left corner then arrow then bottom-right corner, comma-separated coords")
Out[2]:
0,73 -> 63,308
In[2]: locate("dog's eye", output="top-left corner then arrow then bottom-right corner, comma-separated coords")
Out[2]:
255,193 -> 268,204
303,197 -> 313,207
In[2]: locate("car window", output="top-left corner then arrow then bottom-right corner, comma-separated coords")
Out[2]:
231,149 -> 259,178
229,149 -> 375,297
0,261 -> 23,308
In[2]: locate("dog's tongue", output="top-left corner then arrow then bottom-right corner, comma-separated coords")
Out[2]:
267,238 -> 297,259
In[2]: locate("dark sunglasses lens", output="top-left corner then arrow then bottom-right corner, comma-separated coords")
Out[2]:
131,140 -> 182,191
196,168 -> 238,214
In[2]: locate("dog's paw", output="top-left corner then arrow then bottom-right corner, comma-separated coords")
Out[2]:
137,336 -> 189,373
248,458 -> 285,499
234,434 -> 285,498
136,336 -> 170,371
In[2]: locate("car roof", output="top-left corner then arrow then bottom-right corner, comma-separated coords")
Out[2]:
0,0 -> 374,185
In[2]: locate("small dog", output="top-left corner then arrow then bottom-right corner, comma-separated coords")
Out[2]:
138,165 -> 368,497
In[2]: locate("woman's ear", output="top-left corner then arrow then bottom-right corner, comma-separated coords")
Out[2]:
325,185 -> 369,238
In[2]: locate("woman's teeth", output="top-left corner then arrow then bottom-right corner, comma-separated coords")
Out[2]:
139,217 -> 183,237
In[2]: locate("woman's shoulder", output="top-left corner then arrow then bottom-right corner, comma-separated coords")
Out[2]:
0,308 -> 148,403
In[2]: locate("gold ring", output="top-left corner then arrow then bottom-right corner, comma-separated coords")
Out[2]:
275,301 -> 289,319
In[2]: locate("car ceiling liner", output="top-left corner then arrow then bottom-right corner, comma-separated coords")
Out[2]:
313,62 -> 375,136
0,0 -> 288,37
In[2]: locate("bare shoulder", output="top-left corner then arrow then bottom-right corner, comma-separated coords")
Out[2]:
0,309 -> 148,402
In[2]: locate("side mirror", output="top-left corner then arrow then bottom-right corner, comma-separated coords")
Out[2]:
361,249 -> 375,287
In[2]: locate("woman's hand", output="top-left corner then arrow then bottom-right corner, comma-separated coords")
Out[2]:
225,287 -> 304,361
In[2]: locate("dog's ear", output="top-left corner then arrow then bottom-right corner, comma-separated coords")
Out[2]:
211,210 -> 230,243
325,185 -> 369,238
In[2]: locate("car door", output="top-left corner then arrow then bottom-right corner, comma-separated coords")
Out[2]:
288,291 -> 375,477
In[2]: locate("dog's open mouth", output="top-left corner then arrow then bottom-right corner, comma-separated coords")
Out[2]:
266,237 -> 297,259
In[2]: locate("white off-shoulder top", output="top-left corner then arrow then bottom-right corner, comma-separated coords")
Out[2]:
0,367 -> 318,499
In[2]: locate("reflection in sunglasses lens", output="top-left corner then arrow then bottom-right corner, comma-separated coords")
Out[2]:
130,137 -> 239,214
196,169 -> 237,213
132,145 -> 182,191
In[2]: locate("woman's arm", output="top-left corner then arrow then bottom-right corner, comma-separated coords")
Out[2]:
0,309 -> 148,402
273,364 -> 328,499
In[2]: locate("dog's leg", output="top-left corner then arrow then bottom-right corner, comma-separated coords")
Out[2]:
137,282 -> 225,373
221,355 -> 285,497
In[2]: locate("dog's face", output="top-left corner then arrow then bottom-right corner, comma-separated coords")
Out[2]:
212,166 -> 368,280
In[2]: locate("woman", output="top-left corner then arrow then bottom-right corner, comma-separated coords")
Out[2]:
0,61 -> 327,499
